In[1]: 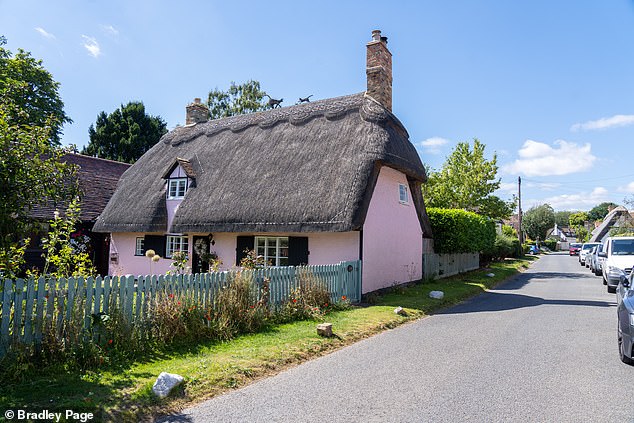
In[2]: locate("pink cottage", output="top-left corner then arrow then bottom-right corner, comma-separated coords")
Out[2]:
93,30 -> 433,294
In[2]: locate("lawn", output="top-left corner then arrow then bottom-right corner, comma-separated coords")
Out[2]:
0,256 -> 535,422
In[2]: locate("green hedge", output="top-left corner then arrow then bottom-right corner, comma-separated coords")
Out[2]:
427,208 -> 496,254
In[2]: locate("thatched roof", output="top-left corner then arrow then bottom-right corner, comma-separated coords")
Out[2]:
30,153 -> 131,223
589,206 -> 633,242
93,93 -> 431,235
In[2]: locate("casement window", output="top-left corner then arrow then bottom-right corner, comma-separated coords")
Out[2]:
135,237 -> 145,256
255,236 -> 289,267
168,178 -> 188,199
166,235 -> 189,258
236,236 -> 308,266
399,183 -> 409,204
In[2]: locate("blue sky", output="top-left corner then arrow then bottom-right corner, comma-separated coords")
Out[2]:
2,0 -> 634,211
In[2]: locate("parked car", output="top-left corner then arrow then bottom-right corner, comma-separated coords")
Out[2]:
528,245 -> 539,255
599,236 -> 634,293
579,242 -> 601,266
569,243 -> 582,256
588,244 -> 605,276
616,273 -> 634,364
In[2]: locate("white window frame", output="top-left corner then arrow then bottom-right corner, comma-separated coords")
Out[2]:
255,236 -> 289,267
399,183 -> 409,204
166,235 -> 189,258
135,237 -> 145,256
167,178 -> 188,199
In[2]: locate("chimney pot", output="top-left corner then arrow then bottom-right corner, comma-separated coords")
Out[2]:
366,30 -> 393,112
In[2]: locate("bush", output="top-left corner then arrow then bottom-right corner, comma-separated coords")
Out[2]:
543,239 -> 557,250
491,233 -> 521,260
427,208 -> 496,254
277,268 -> 332,322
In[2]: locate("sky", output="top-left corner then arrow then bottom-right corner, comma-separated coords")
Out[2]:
1,0 -> 634,212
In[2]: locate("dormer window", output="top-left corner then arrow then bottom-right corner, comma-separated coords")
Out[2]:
163,157 -> 196,200
168,178 -> 188,199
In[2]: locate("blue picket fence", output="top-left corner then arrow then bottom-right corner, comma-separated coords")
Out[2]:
0,260 -> 361,357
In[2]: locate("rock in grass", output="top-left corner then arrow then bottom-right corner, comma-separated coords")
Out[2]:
486,273 -> 495,277
429,291 -> 444,299
317,323 -> 333,337
394,306 -> 407,316
152,372 -> 184,398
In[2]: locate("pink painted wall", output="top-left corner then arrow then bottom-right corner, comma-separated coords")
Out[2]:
362,166 -> 423,293
108,231 -> 360,276
109,232 -> 190,276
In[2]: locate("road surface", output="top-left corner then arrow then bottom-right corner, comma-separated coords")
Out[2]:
159,254 -> 632,422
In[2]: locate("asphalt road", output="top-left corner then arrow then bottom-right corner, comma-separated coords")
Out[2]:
159,254 -> 633,422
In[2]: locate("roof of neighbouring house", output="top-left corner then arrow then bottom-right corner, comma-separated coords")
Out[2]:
589,206 -> 632,242
93,93 -> 431,235
30,153 -> 131,223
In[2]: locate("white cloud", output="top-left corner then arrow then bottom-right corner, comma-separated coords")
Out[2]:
502,139 -> 596,177
100,24 -> 119,36
527,187 -> 609,210
571,114 -> 634,132
34,27 -> 55,39
417,137 -> 450,154
617,181 -> 634,194
81,35 -> 101,58
498,182 -> 516,193
526,182 -> 561,191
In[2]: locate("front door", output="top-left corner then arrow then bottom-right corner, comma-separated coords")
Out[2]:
192,235 -> 210,274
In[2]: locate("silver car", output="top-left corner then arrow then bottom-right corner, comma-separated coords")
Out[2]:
588,244 -> 605,276
617,272 -> 634,364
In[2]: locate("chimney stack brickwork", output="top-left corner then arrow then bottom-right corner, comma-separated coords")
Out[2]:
366,29 -> 393,112
186,98 -> 209,125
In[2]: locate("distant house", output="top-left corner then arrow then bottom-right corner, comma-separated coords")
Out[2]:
27,153 -> 131,276
589,206 -> 634,243
94,30 -> 433,293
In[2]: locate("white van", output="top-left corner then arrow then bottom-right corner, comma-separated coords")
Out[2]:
599,236 -> 634,293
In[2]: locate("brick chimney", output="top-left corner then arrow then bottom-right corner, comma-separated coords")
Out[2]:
366,29 -> 392,112
185,98 -> 209,125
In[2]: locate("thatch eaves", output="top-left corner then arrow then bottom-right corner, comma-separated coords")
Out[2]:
93,93 -> 430,235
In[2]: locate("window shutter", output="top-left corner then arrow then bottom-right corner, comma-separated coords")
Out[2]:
236,236 -> 255,265
144,235 -> 166,257
288,237 -> 309,266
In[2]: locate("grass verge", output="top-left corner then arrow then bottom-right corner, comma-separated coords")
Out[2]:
0,256 -> 536,422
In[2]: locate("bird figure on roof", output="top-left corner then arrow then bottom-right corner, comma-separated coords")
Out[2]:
298,95 -> 313,104
264,94 -> 283,109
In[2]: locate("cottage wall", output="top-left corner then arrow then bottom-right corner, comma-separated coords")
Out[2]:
362,166 -> 423,293
108,231 -> 359,276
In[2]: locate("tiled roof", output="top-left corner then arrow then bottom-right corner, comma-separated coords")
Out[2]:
30,153 -> 131,223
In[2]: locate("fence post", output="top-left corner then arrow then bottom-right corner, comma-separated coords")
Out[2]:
0,279 -> 13,357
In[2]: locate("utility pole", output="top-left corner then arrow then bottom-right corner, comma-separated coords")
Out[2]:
518,176 -> 523,245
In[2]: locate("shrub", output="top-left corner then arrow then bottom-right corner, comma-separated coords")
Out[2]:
278,268 -> 332,322
543,239 -> 557,250
427,208 -> 496,254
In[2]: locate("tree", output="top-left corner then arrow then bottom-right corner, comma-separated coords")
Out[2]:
207,80 -> 269,119
422,139 -> 513,219
0,36 -> 71,145
83,101 -> 167,164
522,204 -> 555,242
0,91 -> 76,255
569,211 -> 588,229
554,210 -> 572,228
587,202 -> 618,222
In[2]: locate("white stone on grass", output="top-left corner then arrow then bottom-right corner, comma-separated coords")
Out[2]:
152,372 -> 184,399
394,306 -> 407,316
486,273 -> 495,277
429,290 -> 444,299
